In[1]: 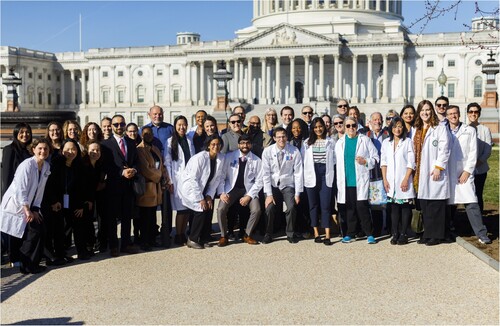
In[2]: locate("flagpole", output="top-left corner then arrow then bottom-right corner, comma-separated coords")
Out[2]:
79,13 -> 82,52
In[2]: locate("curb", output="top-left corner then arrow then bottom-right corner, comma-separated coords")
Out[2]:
455,236 -> 499,271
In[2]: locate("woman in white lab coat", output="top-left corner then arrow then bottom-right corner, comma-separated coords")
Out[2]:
179,135 -> 225,249
0,138 -> 52,274
335,116 -> 379,244
381,117 -> 415,245
413,100 -> 450,246
165,115 -> 195,245
302,117 -> 336,245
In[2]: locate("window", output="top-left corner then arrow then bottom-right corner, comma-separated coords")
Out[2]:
75,93 -> 79,104
156,89 -> 164,103
28,91 -> 33,104
28,72 -> 33,79
48,74 -> 51,81
38,92 -> 43,105
102,90 -> 109,103
57,76 -> 60,82
137,116 -> 144,127
474,76 -> 483,97
447,60 -> 455,67
448,83 -> 455,98
137,70 -> 143,77
157,70 -> 163,76
426,61 -> 434,68
118,71 -> 124,77
47,93 -> 52,105
475,59 -> 482,66
38,74 -> 42,80
118,90 -> 125,103
56,94 -> 60,105
0,91 -> 2,102
173,69 -> 179,75
426,84 -> 434,99
173,89 -> 180,103
137,86 -> 145,103
102,71 -> 108,77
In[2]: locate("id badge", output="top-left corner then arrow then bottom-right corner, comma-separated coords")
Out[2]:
63,194 -> 70,209
155,161 -> 160,169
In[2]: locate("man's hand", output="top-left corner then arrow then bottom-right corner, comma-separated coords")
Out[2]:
265,195 -> 275,209
458,171 -> 470,184
122,168 -> 136,179
294,195 -> 300,205
220,193 -> 230,204
240,195 -> 252,207
51,202 -> 62,212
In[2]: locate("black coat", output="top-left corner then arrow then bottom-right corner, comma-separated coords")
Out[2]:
1,143 -> 31,197
101,136 -> 138,195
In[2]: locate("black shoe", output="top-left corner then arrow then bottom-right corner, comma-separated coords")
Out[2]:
64,256 -> 75,263
314,236 -> 323,243
417,238 -> 428,245
20,264 -> 47,274
426,238 -> 440,246
287,236 -> 298,244
323,238 -> 333,246
262,234 -> 273,244
46,258 -> 66,266
397,234 -> 408,245
390,235 -> 398,245
141,245 -> 152,252
228,233 -> 236,241
78,253 -> 91,260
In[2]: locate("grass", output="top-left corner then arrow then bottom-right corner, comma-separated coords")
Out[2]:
484,147 -> 499,206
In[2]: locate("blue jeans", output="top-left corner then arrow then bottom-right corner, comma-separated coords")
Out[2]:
305,163 -> 332,229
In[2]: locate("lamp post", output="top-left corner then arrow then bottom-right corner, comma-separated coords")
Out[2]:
2,67 -> 22,112
437,68 -> 447,97
213,60 -> 233,112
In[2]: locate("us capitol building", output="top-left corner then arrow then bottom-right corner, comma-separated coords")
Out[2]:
1,0 -> 498,126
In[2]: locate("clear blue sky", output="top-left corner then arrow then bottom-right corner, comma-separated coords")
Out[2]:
1,0 -> 498,53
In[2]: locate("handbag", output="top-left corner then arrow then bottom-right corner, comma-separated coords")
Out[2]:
368,161 -> 387,208
132,173 -> 146,197
411,210 -> 424,233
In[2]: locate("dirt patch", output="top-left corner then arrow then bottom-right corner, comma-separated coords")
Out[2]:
454,203 -> 499,262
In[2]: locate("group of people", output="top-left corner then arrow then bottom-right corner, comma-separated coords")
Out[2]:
0,97 -> 493,274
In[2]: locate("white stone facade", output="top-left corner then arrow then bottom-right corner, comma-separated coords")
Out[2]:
0,0 -> 498,126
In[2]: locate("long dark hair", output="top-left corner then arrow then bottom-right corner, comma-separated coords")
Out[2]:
81,122 -> 103,148
400,105 -> 416,126
307,117 -> 327,146
388,116 -> 408,141
60,138 -> 82,166
171,115 -> 188,161
286,118 -> 308,141
204,134 -> 223,152
12,122 -> 33,149
204,115 -> 219,135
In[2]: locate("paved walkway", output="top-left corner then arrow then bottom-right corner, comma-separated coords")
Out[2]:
1,227 -> 498,325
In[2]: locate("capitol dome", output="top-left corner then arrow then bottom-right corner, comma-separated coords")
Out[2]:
237,0 -> 404,39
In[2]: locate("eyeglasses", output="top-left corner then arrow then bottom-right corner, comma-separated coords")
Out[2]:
337,104 -> 348,108
436,104 -> 448,108
113,122 -> 126,127
302,111 -> 313,115
386,117 -> 394,121
468,110 -> 479,114
250,123 -> 261,126
333,121 -> 344,126
230,120 -> 241,124
345,124 -> 356,129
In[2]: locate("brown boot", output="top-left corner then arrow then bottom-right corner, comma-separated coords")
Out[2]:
217,237 -> 228,247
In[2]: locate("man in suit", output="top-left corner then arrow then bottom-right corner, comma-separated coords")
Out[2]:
216,134 -> 263,246
261,127 -> 304,244
280,106 -> 295,129
101,114 -> 139,257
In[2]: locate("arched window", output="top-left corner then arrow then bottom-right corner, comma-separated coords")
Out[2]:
474,76 -> 483,97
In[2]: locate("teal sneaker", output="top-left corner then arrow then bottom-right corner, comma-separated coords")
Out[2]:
341,236 -> 354,243
367,236 -> 377,244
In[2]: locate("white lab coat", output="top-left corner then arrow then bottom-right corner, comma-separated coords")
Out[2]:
179,151 -> 225,212
416,125 -> 450,200
301,137 -> 336,188
164,137 -> 195,210
1,157 -> 51,238
380,137 -> 416,200
448,123 -> 478,204
261,143 -> 304,196
335,134 -> 379,204
217,150 -> 263,199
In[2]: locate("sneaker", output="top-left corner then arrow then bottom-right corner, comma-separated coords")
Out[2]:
367,236 -> 377,244
479,236 -> 492,245
341,236 -> 354,243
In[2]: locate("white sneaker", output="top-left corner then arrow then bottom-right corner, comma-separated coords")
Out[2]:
10,261 -> 21,268
478,236 -> 492,245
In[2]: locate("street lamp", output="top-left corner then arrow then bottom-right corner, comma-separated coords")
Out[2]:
213,60 -> 233,112
437,68 -> 447,96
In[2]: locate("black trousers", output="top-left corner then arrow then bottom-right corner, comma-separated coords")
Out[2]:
160,191 -> 173,247
189,209 -> 212,243
420,199 -> 446,240
107,189 -> 134,250
474,172 -> 487,213
72,209 -> 94,256
390,203 -> 412,236
139,206 -> 157,246
20,220 -> 46,270
95,191 -> 108,251
345,187 -> 373,238
44,209 -> 66,259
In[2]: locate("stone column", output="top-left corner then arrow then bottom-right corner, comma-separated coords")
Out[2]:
398,53 -> 405,103
239,60 -> 245,100
266,62 -> 271,104
70,69 -> 76,108
33,67 -> 38,108
351,54 -> 358,103
458,53 -> 466,101
192,62 -> 198,104
253,0 -> 258,17
60,70 -> 65,108
338,59 -> 343,99
126,65 -> 132,105
318,54 -> 325,101
275,57 -> 281,104
288,56 -> 296,104
386,0 -> 390,12
260,57 -> 267,104
165,63 -> 171,106
81,68 -> 86,107
303,55 -> 310,103
110,66 -> 116,107
247,58 -> 253,104
185,62 -> 192,105
199,61 -> 205,105
212,60 -> 218,104
366,54 -> 374,103
376,0 -> 380,11
233,59 -> 239,100
274,0 -> 279,12
88,67 -> 94,105
381,53 -> 389,103
333,54 -> 339,98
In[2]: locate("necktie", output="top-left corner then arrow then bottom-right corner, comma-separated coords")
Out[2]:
240,156 -> 246,163
277,150 -> 284,168
119,138 -> 126,157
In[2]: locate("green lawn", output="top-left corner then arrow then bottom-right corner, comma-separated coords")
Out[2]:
484,147 -> 499,206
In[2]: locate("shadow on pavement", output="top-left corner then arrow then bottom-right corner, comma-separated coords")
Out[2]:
9,317 -> 84,325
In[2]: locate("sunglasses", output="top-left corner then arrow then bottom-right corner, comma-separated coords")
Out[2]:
230,120 -> 241,124
337,104 -> 348,108
333,121 -> 344,126
436,104 -> 448,108
468,110 -> 479,114
345,124 -> 356,129
302,112 -> 313,115
386,117 -> 394,121
113,122 -> 126,127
